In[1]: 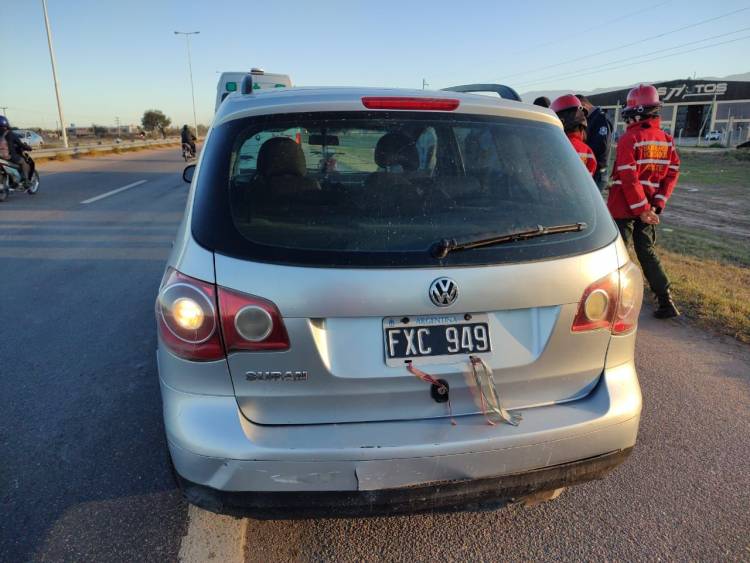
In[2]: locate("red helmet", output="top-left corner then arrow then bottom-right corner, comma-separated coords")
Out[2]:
551,95 -> 587,132
550,94 -> 582,114
623,84 -> 661,121
625,84 -> 661,109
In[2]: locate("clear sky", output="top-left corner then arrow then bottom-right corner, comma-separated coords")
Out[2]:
1,0 -> 749,129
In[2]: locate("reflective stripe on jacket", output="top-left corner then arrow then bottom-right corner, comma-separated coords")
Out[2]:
566,131 -> 597,176
607,117 -> 680,218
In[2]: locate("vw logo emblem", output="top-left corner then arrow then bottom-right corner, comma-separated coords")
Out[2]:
429,277 -> 458,307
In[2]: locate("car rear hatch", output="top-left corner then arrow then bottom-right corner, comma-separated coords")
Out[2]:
192,98 -> 621,425
215,245 -> 619,425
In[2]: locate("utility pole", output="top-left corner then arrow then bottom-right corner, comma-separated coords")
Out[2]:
608,100 -> 621,171
0,106 -> 8,118
41,0 -> 68,148
115,116 -> 120,136
174,31 -> 199,137
422,78 -> 429,90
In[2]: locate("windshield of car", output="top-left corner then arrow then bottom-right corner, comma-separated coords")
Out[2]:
192,111 -> 616,267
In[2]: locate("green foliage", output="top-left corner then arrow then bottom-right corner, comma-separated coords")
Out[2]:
141,109 -> 172,132
679,151 -> 750,187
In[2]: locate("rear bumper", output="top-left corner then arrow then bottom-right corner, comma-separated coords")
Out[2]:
161,355 -> 641,516
175,447 -> 632,518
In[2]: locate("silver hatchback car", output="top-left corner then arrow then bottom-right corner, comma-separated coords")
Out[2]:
157,85 -> 643,517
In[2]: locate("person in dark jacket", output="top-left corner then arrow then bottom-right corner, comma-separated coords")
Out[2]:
181,125 -> 196,155
577,94 -> 612,192
0,116 -> 32,184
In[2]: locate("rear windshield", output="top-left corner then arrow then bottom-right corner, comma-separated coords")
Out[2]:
192,111 -> 616,267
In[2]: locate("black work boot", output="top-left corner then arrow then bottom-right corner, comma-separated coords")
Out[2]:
654,292 -> 680,319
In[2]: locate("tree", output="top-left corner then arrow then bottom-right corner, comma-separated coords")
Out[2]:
141,109 -> 171,132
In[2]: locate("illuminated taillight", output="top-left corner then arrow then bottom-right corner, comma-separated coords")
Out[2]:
156,269 -> 224,361
571,261 -> 643,334
218,287 -> 290,352
361,97 -> 460,111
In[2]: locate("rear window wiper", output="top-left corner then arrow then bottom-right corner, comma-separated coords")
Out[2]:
430,222 -> 587,259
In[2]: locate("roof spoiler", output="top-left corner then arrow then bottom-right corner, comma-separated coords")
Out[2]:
442,83 -> 521,102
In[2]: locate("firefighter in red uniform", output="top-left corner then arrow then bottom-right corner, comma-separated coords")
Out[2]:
551,94 -> 597,176
608,84 -> 680,319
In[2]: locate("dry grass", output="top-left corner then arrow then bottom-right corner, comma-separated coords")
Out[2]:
659,250 -> 750,343
37,141 -> 182,163
646,149 -> 750,343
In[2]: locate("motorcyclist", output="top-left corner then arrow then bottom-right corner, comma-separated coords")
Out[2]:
181,125 -> 196,156
550,95 -> 597,176
0,116 -> 32,185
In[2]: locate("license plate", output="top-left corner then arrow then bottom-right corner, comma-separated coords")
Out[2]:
383,313 -> 492,366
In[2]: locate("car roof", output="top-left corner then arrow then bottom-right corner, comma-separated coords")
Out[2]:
214,86 -> 561,128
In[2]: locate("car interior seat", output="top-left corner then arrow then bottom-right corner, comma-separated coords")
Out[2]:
255,137 -> 320,197
364,132 -> 422,212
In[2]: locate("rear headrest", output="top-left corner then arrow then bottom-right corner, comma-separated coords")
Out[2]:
257,137 -> 306,177
374,132 -> 418,171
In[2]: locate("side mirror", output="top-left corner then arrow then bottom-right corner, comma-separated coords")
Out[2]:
182,164 -> 196,184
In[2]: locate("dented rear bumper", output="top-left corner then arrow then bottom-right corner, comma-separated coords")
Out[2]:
174,447 -> 632,518
161,356 -> 641,516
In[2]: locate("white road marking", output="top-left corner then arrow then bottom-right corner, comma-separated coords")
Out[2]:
80,179 -> 147,204
178,505 -> 248,563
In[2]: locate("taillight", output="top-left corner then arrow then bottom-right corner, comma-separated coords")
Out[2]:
218,286 -> 290,352
571,261 -> 643,335
156,269 -> 224,361
157,269 -> 291,359
612,261 -> 643,334
571,271 -> 619,332
361,97 -> 460,111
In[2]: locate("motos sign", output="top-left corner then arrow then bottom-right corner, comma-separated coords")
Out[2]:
587,80 -> 750,108
656,83 -> 727,101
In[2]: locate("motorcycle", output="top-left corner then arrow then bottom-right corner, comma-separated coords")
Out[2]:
0,152 -> 39,202
181,142 -> 196,162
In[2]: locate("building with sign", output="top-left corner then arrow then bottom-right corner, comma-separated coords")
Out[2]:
587,79 -> 750,144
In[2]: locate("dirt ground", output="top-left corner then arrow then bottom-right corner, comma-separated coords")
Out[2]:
666,182 -> 750,239
664,150 -> 750,240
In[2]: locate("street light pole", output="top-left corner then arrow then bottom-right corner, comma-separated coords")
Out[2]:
174,31 -> 199,137
41,0 -> 68,148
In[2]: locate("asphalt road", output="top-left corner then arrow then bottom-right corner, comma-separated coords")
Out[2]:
1,147 -> 748,562
1,150 -> 189,562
